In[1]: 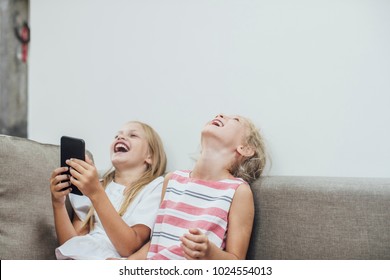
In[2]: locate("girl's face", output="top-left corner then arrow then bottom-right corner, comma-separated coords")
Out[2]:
203,114 -> 249,150
110,122 -> 152,170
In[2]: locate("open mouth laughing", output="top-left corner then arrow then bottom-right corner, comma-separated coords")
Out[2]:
211,119 -> 224,127
114,142 -> 129,153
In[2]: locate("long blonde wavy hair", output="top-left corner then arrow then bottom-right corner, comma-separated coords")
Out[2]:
82,121 -> 167,230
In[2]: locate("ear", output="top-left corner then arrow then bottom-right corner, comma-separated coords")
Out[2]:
145,154 -> 153,165
237,145 -> 255,157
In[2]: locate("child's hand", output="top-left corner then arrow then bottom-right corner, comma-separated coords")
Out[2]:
66,155 -> 102,199
180,228 -> 210,260
49,166 -> 72,206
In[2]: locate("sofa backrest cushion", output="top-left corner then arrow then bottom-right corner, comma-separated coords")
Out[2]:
247,176 -> 390,259
0,135 -> 61,259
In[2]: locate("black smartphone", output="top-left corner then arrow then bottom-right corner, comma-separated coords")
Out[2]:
60,136 -> 85,196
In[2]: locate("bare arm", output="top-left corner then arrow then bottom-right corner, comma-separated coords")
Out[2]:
67,158 -> 150,257
127,241 -> 151,260
88,189 -> 150,256
50,167 -> 88,245
180,183 -> 254,260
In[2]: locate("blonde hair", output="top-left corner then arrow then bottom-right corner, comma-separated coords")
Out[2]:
230,117 -> 267,184
82,121 -> 167,230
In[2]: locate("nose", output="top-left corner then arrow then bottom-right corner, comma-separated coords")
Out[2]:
216,114 -> 234,120
116,134 -> 125,140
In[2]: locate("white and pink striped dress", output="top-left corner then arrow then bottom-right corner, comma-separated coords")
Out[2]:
147,170 -> 246,260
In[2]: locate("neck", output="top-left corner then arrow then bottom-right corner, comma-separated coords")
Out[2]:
113,165 -> 146,186
191,146 -> 236,181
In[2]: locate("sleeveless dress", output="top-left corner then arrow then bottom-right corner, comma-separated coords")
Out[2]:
56,176 -> 163,260
147,170 -> 246,260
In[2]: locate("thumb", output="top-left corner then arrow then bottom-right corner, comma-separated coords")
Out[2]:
188,228 -> 201,235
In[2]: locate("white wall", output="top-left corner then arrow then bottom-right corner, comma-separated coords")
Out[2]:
29,0 -> 390,177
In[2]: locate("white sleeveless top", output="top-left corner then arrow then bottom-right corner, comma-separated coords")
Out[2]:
55,176 -> 163,260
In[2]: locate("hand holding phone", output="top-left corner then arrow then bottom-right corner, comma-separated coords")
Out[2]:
60,136 -> 85,195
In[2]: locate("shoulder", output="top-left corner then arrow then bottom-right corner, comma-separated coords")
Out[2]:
140,176 -> 164,195
169,170 -> 191,178
229,183 -> 254,221
130,177 -> 165,208
162,170 -> 188,185
160,172 -> 177,200
149,175 -> 164,187
233,183 -> 254,204
162,172 -> 173,191
161,170 -> 190,188
164,171 -> 174,180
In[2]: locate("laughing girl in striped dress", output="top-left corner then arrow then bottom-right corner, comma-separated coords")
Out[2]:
130,114 -> 267,260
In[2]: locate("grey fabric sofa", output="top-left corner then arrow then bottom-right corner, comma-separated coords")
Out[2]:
1,134 -> 389,260
247,176 -> 390,259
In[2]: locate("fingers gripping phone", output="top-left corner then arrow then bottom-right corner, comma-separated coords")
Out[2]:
60,136 -> 85,196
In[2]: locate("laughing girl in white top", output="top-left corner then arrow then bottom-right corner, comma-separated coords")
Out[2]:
49,121 -> 167,259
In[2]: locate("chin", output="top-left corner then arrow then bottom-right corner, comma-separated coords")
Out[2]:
111,153 -> 128,164
201,128 -> 225,144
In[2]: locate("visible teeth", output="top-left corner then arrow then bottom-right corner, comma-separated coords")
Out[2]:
115,143 -> 129,152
